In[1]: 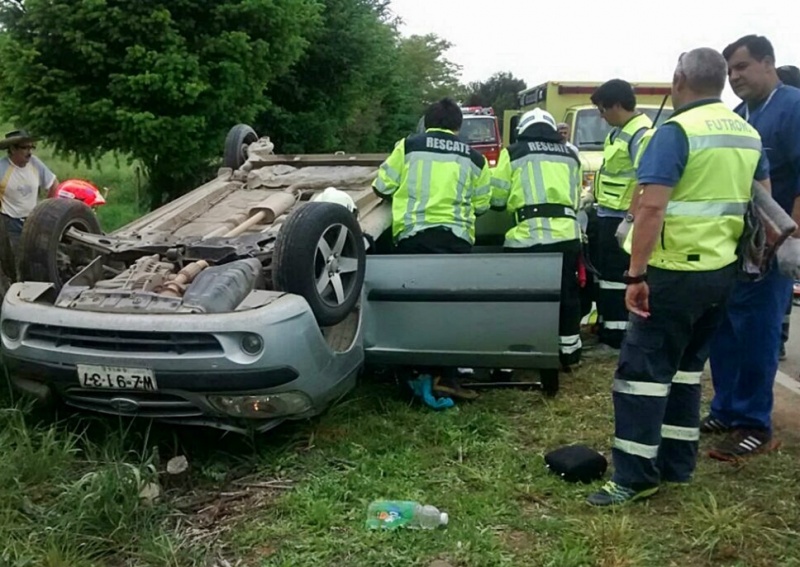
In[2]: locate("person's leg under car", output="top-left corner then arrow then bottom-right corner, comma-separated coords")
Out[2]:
394,227 -> 478,402
708,267 -> 792,460
596,215 -> 629,349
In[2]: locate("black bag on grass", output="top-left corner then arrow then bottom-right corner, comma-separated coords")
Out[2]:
544,445 -> 607,483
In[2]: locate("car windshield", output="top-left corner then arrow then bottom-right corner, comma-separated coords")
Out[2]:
574,107 -> 673,151
458,117 -> 498,145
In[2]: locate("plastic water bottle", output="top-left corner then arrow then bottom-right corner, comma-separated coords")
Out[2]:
365,500 -> 448,530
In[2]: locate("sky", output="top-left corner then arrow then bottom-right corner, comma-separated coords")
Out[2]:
387,0 -> 798,107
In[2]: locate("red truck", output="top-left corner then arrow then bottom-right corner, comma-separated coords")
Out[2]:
416,106 -> 503,167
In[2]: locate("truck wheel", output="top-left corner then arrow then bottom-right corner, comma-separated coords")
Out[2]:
273,202 -> 366,326
541,369 -> 560,398
18,199 -> 102,291
0,217 -> 17,282
223,124 -> 258,170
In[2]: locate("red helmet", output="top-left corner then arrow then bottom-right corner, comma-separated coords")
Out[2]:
54,179 -> 106,207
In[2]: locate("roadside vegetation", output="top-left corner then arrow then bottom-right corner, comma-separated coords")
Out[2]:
2,361 -> 798,567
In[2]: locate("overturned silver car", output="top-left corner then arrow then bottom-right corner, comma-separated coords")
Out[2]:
1,126 -> 564,433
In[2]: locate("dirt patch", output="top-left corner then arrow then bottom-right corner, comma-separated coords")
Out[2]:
772,383 -> 800,446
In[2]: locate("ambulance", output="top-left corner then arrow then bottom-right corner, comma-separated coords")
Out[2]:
502,81 -> 674,189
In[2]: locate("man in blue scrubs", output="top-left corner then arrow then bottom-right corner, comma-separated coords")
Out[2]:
704,35 -> 800,460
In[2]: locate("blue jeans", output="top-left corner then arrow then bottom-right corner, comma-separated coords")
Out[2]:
1,213 -> 24,252
709,266 -> 793,432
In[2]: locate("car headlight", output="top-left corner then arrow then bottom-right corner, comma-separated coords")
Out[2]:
208,392 -> 313,419
240,333 -> 264,356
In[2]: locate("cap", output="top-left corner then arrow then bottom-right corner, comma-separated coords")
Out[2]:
439,512 -> 449,526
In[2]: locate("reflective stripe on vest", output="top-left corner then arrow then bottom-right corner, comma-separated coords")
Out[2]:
392,139 -> 486,244
646,102 -> 761,272
596,113 -> 653,211
503,152 -> 581,248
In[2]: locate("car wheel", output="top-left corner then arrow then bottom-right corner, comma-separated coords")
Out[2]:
18,199 -> 102,291
223,124 -> 258,170
273,202 -> 366,326
541,369 -> 559,398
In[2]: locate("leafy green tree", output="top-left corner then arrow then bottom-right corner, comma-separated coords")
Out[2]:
259,3 -> 463,154
0,0 -> 320,204
463,71 -> 527,132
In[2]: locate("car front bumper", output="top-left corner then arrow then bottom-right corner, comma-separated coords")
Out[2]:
1,283 -> 363,433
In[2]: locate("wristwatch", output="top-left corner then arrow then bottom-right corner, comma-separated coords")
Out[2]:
624,213 -> 635,223
622,270 -> 647,285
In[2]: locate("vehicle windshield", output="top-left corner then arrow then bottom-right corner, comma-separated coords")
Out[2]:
574,107 -> 673,151
458,116 -> 498,145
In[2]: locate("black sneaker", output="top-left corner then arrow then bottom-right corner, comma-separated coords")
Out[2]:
586,481 -> 659,507
432,375 -> 479,401
699,415 -> 731,434
708,429 -> 781,462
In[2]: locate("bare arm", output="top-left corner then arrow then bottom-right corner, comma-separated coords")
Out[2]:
628,184 -> 672,276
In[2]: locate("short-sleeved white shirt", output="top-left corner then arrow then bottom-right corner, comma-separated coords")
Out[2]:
0,156 -> 56,218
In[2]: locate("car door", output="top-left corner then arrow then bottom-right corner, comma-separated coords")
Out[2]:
361,251 -> 562,370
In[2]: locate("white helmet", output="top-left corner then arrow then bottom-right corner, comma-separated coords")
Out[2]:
314,186 -> 357,213
517,108 -> 558,135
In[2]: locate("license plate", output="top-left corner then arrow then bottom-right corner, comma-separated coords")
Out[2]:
77,365 -> 158,391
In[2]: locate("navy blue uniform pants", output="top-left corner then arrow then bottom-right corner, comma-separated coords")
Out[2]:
595,215 -> 629,348
612,264 -> 737,489
709,266 -> 793,433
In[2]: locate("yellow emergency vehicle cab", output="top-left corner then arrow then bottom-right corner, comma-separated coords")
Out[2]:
502,81 -> 674,191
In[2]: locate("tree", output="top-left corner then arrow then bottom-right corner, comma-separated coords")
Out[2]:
397,34 -> 463,107
258,0 -> 400,153
463,71 -> 527,130
0,0 -> 321,204
258,4 -> 464,155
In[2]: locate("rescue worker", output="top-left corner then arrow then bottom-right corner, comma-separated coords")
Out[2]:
373,97 -> 492,403
590,80 -> 653,350
587,47 -> 768,506
705,35 -> 800,460
491,109 -> 583,368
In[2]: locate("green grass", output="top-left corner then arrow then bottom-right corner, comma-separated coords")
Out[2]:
2,362 -> 799,567
1,122 -> 144,232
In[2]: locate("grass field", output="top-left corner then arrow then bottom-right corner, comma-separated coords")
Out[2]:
2,361 -> 799,567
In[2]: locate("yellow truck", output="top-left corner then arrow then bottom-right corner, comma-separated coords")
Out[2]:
503,81 -> 674,190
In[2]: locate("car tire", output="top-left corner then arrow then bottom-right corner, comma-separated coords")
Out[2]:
223,124 -> 258,170
18,198 -> 102,291
273,202 -> 366,327
541,369 -> 559,398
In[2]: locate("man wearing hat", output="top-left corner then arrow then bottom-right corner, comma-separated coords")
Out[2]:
0,129 -> 58,251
